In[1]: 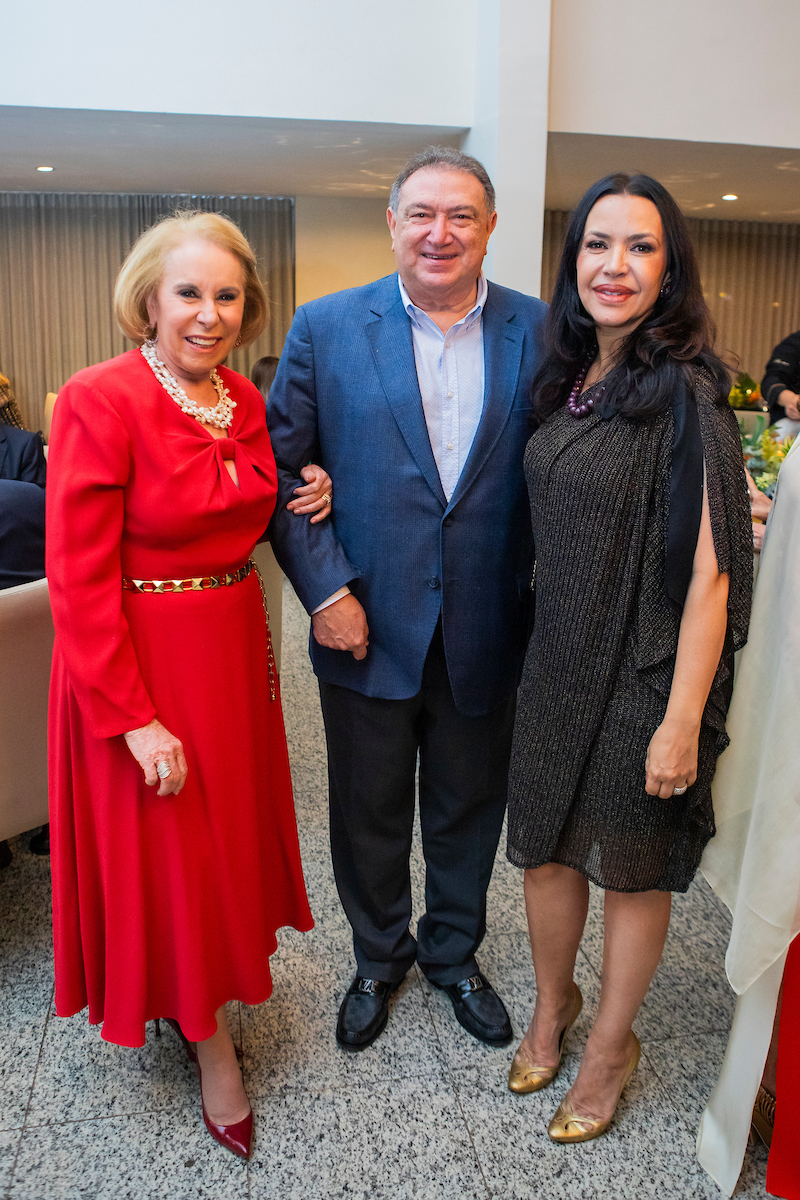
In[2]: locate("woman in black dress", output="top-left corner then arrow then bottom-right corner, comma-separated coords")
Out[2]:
506,174 -> 752,1142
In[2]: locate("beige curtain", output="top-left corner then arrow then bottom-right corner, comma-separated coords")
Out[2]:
0,193 -> 294,431
542,211 -> 800,383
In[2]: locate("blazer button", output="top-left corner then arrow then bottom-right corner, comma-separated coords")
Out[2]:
428,577 -> 441,589
443,516 -> 454,527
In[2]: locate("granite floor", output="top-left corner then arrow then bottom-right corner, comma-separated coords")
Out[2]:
0,582 -> 769,1200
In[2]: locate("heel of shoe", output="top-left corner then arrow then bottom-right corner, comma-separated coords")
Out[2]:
548,1032 -> 640,1144
162,1017 -> 198,1064
508,982 -> 583,1095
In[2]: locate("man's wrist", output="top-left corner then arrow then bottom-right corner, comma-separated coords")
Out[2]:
312,586 -> 351,615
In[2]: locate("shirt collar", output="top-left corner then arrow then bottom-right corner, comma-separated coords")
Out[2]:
398,272 -> 488,331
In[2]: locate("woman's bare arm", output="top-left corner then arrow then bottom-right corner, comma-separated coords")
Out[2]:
644,480 -> 730,799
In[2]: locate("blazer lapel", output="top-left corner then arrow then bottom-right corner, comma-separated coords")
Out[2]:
448,285 -> 525,508
365,280 -> 447,507
0,428 -> 8,480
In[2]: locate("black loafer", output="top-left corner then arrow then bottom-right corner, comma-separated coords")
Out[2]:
336,976 -> 402,1051
436,972 -> 512,1046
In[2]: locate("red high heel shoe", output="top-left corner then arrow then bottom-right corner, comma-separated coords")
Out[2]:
155,1018 -> 253,1160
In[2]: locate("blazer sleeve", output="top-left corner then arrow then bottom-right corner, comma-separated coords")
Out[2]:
46,377 -> 157,739
19,430 -> 47,487
267,306 -> 360,612
761,330 -> 800,423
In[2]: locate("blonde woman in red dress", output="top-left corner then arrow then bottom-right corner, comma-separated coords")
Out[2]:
47,212 -> 329,1159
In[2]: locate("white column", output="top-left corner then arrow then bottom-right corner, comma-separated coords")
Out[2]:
463,0 -> 552,297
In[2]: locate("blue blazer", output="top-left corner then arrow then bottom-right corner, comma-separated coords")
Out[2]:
0,479 -> 45,589
0,425 -> 46,487
267,274 -> 547,717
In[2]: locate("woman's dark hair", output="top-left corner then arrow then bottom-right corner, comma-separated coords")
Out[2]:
251,355 -> 280,402
533,173 -> 730,424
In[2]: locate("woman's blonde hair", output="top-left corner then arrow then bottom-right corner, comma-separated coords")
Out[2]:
113,210 -> 268,346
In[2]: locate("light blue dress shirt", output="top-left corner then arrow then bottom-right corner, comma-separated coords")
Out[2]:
398,273 -> 487,502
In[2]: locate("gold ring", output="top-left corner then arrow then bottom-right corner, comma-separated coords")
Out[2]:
321,493 -> 331,505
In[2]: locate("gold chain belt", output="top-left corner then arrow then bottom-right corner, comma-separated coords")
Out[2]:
121,557 -> 276,701
122,560 -> 254,593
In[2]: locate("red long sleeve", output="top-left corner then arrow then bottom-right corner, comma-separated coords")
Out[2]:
46,375 -> 156,738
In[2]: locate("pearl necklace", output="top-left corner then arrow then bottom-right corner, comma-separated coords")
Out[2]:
567,356 -> 605,418
140,339 -> 236,430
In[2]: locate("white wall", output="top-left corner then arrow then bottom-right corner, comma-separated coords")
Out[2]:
2,0 -> 476,128
550,0 -> 800,149
295,196 -> 396,307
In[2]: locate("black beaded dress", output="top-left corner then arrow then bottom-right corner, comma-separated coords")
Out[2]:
506,369 -> 752,892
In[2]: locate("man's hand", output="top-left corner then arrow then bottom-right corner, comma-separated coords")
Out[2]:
781,390 -> 800,421
312,594 -> 369,660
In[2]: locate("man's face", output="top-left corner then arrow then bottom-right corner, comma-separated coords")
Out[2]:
387,167 -> 497,306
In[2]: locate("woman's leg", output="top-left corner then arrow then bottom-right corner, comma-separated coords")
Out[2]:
519,863 -> 590,1065
567,888 -> 671,1120
194,1005 -> 250,1125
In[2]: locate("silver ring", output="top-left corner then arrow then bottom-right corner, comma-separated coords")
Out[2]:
672,785 -> 687,795
156,760 -> 172,779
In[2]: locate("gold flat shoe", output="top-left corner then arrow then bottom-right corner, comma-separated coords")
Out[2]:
547,1032 -> 641,1143
508,983 -> 583,1094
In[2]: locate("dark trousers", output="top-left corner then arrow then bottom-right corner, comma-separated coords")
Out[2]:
318,624 -> 515,986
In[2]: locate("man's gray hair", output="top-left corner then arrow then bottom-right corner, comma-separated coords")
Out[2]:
389,146 -> 496,215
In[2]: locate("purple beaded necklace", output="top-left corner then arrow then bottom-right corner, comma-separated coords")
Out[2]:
566,356 -> 605,418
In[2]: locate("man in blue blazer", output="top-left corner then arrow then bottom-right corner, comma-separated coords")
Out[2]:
0,423 -> 46,489
268,147 -> 547,1050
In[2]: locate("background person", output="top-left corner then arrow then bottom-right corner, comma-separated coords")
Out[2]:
46,211 -> 329,1160
506,174 -> 752,1143
251,354 -> 280,402
0,478 -> 45,590
0,420 -> 46,487
268,147 -> 547,1052
0,387 -> 48,865
761,330 -> 800,439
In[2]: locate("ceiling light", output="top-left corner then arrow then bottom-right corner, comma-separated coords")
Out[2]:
722,194 -> 738,201
36,165 -> 54,172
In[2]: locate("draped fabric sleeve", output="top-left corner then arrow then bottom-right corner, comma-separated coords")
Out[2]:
634,368 -> 752,705
693,368 -> 753,657
46,377 -> 156,739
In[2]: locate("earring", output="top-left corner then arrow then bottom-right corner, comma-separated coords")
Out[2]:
659,279 -> 672,298
234,335 -> 243,348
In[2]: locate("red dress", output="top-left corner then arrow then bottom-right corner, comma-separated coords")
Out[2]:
46,349 -> 313,1048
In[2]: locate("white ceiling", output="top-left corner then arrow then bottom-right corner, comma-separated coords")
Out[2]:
546,132 -> 800,223
1,107 -> 799,224
0,106 -> 465,197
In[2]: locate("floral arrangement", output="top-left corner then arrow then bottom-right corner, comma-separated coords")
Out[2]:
729,372 -> 764,409
740,416 -> 795,497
